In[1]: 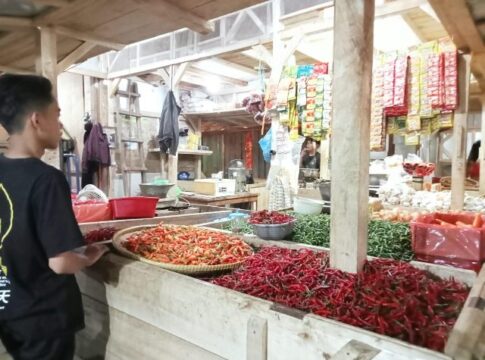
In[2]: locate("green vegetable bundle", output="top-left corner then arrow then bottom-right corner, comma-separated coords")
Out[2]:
291,214 -> 414,261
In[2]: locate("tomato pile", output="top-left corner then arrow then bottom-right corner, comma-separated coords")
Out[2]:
123,224 -> 253,266
212,247 -> 469,352
249,210 -> 294,225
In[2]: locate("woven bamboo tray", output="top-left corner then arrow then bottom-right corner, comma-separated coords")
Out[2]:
112,225 -> 250,275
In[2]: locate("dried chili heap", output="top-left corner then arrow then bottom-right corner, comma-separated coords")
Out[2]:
84,227 -> 117,245
249,210 -> 294,224
123,224 -> 253,266
211,247 -> 469,352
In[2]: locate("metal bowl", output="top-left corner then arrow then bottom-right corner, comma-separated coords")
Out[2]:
251,221 -> 295,240
139,183 -> 174,198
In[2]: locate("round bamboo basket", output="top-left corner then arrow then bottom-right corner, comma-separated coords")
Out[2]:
112,225 -> 251,275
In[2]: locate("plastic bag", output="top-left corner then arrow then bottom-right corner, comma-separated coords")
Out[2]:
73,202 -> 112,223
258,128 -> 272,163
411,212 -> 485,272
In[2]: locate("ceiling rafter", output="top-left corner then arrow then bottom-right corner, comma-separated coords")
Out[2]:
54,26 -> 125,51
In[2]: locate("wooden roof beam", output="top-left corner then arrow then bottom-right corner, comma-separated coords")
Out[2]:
241,45 -> 273,67
187,66 -> 249,87
428,0 -> 485,52
471,53 -> 485,93
0,65 -> 36,75
31,0 -> 72,7
206,58 -> 256,77
57,41 -> 96,73
0,16 -> 34,29
128,0 -> 214,35
54,26 -> 125,51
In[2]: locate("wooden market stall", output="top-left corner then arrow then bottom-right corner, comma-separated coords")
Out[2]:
72,1 -> 485,360
2,0 -> 485,359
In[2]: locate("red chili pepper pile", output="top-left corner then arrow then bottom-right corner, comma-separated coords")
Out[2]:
249,210 -> 294,225
84,227 -> 117,245
211,247 -> 469,352
123,224 -> 253,266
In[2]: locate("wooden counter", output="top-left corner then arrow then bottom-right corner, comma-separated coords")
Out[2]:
182,192 -> 258,210
75,223 -> 483,360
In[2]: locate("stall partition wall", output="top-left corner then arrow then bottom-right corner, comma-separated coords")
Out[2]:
202,128 -> 269,180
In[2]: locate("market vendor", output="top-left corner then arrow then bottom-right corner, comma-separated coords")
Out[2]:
300,138 -> 321,170
0,74 -> 108,360
467,140 -> 481,180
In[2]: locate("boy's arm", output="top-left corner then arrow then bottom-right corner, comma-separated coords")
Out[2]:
49,243 -> 109,274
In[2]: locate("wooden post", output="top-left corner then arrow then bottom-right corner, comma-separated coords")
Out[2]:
451,54 -> 471,210
40,26 -> 61,168
480,96 -> 485,195
40,26 -> 57,96
330,0 -> 375,273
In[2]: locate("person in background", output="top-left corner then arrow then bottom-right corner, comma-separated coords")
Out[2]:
300,138 -> 321,170
0,74 -> 108,360
467,140 -> 481,180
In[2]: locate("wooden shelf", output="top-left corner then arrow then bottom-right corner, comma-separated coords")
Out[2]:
117,110 -> 159,119
148,149 -> 213,156
123,167 -> 147,172
183,108 -> 262,133
179,149 -> 213,156
116,90 -> 141,98
121,138 -> 144,143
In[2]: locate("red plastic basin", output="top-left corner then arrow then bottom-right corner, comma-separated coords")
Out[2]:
110,196 -> 159,219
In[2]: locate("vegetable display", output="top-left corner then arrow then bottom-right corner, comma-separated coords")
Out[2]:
249,210 -> 294,225
123,224 -> 253,266
221,221 -> 254,234
84,227 -> 117,244
211,247 -> 469,352
291,214 -> 414,261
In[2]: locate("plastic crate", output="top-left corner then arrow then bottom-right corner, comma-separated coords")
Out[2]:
110,197 -> 159,219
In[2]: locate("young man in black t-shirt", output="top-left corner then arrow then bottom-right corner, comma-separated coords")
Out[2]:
0,74 -> 108,360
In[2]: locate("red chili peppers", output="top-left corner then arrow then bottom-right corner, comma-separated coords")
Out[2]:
211,247 -> 469,352
249,210 -> 295,225
83,227 -> 117,245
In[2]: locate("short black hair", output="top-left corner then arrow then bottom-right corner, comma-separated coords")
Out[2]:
0,74 -> 54,134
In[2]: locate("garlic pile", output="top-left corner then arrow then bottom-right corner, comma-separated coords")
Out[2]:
379,184 -> 485,213
377,183 -> 416,207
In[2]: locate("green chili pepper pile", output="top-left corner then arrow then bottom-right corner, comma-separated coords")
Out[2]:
221,221 -> 254,234
291,214 -> 414,261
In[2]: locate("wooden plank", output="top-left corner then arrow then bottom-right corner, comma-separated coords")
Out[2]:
40,26 -> 58,94
0,16 -> 34,29
330,0 -> 374,273
31,0 -> 72,7
330,340 -> 380,360
246,316 -> 267,360
56,41 -> 96,73
0,65 -> 35,75
445,265 -> 485,359
480,96 -> 485,195
78,295 -> 224,360
451,54 -> 471,210
55,26 -> 126,51
78,211 -> 232,233
428,0 -> 485,52
471,53 -> 485,93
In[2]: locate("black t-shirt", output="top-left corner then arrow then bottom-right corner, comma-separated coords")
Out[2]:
0,155 -> 85,338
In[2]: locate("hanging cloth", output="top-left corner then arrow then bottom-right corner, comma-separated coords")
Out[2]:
158,90 -> 181,156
